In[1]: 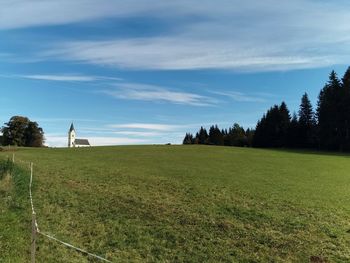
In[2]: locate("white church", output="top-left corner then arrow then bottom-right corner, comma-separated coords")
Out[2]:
68,123 -> 91,148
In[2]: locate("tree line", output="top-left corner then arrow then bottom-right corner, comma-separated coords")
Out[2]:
183,67 -> 350,152
1,116 -> 45,147
183,124 -> 254,147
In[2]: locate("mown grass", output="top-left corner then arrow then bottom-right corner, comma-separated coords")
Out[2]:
1,145 -> 350,262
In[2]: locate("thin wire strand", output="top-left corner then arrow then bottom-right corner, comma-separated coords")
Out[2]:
25,158 -> 113,262
38,232 -> 112,263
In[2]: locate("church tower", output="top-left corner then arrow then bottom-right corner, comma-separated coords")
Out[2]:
68,123 -> 76,148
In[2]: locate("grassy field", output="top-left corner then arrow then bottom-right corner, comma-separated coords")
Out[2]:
1,145 -> 350,262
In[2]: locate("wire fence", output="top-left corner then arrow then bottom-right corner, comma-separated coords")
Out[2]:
10,154 -> 113,263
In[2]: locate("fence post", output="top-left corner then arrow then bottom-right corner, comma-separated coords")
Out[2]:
12,153 -> 15,163
31,212 -> 37,263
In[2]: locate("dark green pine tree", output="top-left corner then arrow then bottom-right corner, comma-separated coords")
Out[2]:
245,128 -> 254,147
264,105 -> 280,147
298,93 -> 316,148
341,67 -> 350,151
253,117 -> 266,147
287,112 -> 300,148
277,102 -> 291,147
341,67 -> 350,150
208,125 -> 224,145
197,126 -> 209,144
183,133 -> 194,144
194,132 -> 200,144
228,123 -> 246,147
253,102 -> 290,148
208,125 -> 215,145
222,128 -> 230,146
317,70 -> 342,150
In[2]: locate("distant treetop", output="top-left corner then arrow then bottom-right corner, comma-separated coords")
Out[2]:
1,116 -> 45,147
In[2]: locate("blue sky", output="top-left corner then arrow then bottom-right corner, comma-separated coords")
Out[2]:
1,0 -> 350,147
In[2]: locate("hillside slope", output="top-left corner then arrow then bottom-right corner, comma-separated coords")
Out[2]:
1,146 -> 350,262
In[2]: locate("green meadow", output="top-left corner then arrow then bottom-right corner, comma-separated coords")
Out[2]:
1,145 -> 350,262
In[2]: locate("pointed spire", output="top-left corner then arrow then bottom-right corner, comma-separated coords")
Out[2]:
69,123 -> 75,132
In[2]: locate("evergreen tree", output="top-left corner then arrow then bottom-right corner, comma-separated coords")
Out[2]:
228,123 -> 246,147
287,112 -> 300,148
182,67 -> 350,152
223,129 -> 230,146
341,67 -> 350,150
253,116 -> 267,147
245,128 -> 254,147
253,102 -> 290,148
277,102 -> 291,147
183,124 -> 252,148
208,125 -> 224,145
183,133 -> 194,144
317,71 -> 342,150
194,132 -> 200,144
197,126 -> 209,144
298,93 -> 316,148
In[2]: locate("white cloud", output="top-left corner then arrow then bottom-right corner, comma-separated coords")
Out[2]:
0,0 -> 146,30
44,135 -> 67,147
33,0 -> 350,71
4,74 -> 123,82
35,117 -> 100,123
109,123 -> 181,131
113,131 -> 162,137
0,0 -> 238,30
3,0 -> 350,71
211,91 -> 267,103
45,38 -> 334,71
21,74 -> 97,82
103,83 -> 216,106
89,137 -> 149,146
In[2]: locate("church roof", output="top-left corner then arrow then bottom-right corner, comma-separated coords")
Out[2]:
69,123 -> 75,132
74,139 -> 90,146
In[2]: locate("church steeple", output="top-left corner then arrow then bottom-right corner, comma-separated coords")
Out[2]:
68,123 -> 76,148
69,123 -> 75,132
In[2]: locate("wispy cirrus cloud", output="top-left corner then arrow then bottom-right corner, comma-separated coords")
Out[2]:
43,38 -> 334,72
6,74 -> 122,82
3,0 -> 350,72
0,0 -> 139,30
211,91 -> 267,103
21,74 -> 97,82
109,123 -> 181,131
113,131 -> 162,137
103,83 -> 216,106
89,136 -> 149,146
33,117 -> 100,123
29,0 -> 350,72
